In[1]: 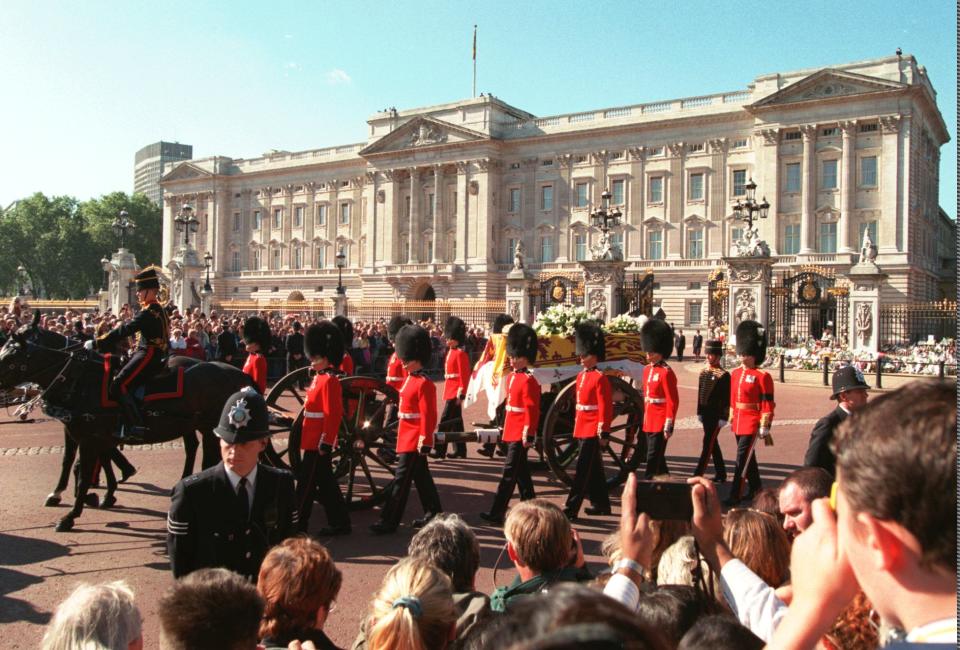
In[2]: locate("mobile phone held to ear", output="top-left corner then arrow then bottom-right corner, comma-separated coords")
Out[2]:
635,479 -> 694,520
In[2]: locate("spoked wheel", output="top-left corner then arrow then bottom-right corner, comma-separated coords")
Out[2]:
542,375 -> 645,488
261,367 -> 312,471
338,376 -> 399,511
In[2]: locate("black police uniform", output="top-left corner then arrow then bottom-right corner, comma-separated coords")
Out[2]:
803,365 -> 869,477
217,328 -> 240,363
166,388 -> 298,581
693,344 -> 730,480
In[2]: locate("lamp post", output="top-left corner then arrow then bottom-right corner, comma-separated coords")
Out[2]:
589,189 -> 623,258
112,208 -> 136,249
731,178 -> 770,234
174,203 -> 199,248
335,246 -> 346,295
16,264 -> 26,296
203,252 -> 213,292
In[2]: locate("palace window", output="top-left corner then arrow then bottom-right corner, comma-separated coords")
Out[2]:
611,179 -> 625,205
231,251 -> 240,272
732,138 -> 748,149
426,193 -> 434,218
648,177 -> 663,204
233,212 -> 241,232
316,244 -> 326,268
339,203 -> 351,225
731,227 -> 744,245
271,248 -> 281,270
575,183 -> 589,208
822,159 -> 838,190
783,223 -> 800,254
509,188 -> 521,213
252,249 -> 261,269
821,127 -> 839,137
687,229 -> 703,258
688,142 -> 704,153
732,169 -> 747,197
688,301 -> 702,326
783,131 -> 802,141
860,156 -> 878,187
316,204 -> 327,225
647,230 -> 663,260
688,173 -> 704,201
273,208 -> 282,228
574,233 -> 587,261
253,210 -> 261,230
785,163 -> 801,193
506,237 -> 517,263
859,123 -> 878,133
541,185 -> 553,211
294,206 -> 303,227
540,236 -> 554,263
610,231 -> 623,255
292,246 -> 302,269
819,222 -> 837,253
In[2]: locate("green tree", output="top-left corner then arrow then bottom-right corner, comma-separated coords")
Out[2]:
80,191 -> 163,283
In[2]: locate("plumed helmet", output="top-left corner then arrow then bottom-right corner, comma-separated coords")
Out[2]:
395,324 -> 432,367
492,313 -> 514,334
304,322 -> 344,367
506,322 -> 539,364
388,315 -> 412,342
214,387 -> 270,443
134,266 -> 161,291
331,316 -> 354,349
242,316 -> 271,351
574,320 -> 606,361
640,318 -> 674,359
704,339 -> 724,357
735,320 -> 767,365
443,316 -> 467,345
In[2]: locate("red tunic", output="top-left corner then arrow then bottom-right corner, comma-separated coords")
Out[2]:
573,367 -> 612,439
641,362 -> 679,432
243,352 -> 267,394
386,352 -> 406,390
442,347 -> 471,401
502,370 -> 540,443
338,353 -> 354,377
396,371 -> 437,453
729,366 -> 775,436
300,370 -> 343,451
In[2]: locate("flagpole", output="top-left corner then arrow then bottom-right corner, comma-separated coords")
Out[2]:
472,24 -> 477,98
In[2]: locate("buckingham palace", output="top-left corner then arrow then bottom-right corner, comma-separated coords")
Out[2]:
159,53 -> 952,328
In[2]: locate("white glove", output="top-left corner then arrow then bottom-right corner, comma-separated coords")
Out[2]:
759,427 -> 770,439
718,420 -> 728,429
83,340 -> 94,351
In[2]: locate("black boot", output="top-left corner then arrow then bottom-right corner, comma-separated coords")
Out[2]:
115,394 -> 147,443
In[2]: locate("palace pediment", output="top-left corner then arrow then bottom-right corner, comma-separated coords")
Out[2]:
161,162 -> 213,182
750,69 -> 906,109
359,116 -> 492,157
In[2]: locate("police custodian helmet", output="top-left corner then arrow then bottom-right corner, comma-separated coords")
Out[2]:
214,387 -> 271,443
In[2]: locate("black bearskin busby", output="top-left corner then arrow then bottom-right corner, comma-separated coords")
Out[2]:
506,323 -> 539,364
388,315 -> 412,343
443,316 -> 467,345
134,266 -> 161,291
214,387 -> 271,443
304,322 -> 345,367
242,316 -> 272,351
574,321 -> 606,361
332,316 -> 354,349
735,320 -> 767,365
640,318 -> 674,359
492,313 -> 514,334
395,324 -> 432,367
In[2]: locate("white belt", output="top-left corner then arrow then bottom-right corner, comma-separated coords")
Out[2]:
386,376 -> 403,382
645,398 -> 666,404
576,404 -> 599,411
398,412 -> 421,420
303,410 -> 325,418
505,405 -> 526,413
444,373 -> 460,379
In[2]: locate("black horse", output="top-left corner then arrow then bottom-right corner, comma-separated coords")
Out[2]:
24,325 -> 222,509
0,326 -> 254,531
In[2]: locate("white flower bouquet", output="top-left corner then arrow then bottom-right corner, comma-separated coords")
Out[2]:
532,304 -> 595,337
603,313 -> 648,334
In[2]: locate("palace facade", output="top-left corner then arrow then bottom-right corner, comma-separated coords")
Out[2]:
160,53 -> 951,327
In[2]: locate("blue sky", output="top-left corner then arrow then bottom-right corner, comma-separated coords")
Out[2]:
0,0 -> 955,215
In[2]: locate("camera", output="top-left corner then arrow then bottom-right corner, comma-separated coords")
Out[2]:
635,478 -> 694,520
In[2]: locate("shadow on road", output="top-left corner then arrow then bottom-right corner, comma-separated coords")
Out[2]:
0,532 -> 69,625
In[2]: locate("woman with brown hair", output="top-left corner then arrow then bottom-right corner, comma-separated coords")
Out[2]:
723,508 -> 791,588
258,537 -> 344,650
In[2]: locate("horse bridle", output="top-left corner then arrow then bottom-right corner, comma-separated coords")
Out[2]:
1,338 -> 77,394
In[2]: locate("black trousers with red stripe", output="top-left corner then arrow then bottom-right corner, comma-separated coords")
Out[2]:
693,418 -> 727,479
436,399 -> 466,458
110,348 -> 163,397
296,450 -> 350,533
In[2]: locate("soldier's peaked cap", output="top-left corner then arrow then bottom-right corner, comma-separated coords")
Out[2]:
134,266 -> 162,291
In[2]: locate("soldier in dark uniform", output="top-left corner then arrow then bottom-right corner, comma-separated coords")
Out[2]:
693,339 -> 729,482
284,321 -> 307,388
803,365 -> 870,477
166,387 -> 298,581
94,266 -> 170,442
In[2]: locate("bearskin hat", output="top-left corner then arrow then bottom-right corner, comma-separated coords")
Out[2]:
134,266 -> 161,291
242,316 -> 271,351
304,322 -> 344,366
443,316 -> 467,345
331,316 -> 354,349
395,324 -> 431,367
574,320 -> 606,361
640,318 -> 674,359
388,315 -> 412,342
735,320 -> 767,365
506,323 -> 539,364
492,313 -> 514,334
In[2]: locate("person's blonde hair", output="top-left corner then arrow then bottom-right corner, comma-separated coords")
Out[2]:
367,557 -> 456,650
41,580 -> 141,650
723,508 -> 791,587
504,498 -> 572,574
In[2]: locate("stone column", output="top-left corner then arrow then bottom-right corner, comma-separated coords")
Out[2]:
505,268 -> 533,324
838,121 -> 856,253
667,143 -> 684,259
103,249 -> 139,315
580,259 -> 630,323
799,125 -> 817,255
364,172 -> 378,273
879,115 -> 904,253
847,263 -> 887,353
455,162 -> 469,266
724,256 -> 777,335
556,155 -> 573,261
408,168 -> 420,263
431,165 -> 442,263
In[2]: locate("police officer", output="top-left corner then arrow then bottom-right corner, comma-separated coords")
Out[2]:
436,316 -> 471,459
167,387 -> 298,581
640,318 -> 679,479
564,321 -> 612,521
480,323 -> 540,525
95,266 -> 170,442
803,365 -> 870,477
693,339 -> 730,482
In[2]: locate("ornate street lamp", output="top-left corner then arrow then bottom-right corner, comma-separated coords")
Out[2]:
589,189 -> 623,259
203,252 -> 213,292
731,178 -> 770,233
174,203 -> 199,248
335,246 -> 347,295
112,208 -> 136,248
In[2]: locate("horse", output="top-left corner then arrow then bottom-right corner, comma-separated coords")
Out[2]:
0,326 -> 255,532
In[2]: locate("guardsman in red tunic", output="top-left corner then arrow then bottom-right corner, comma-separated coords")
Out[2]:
563,321 -> 613,521
380,316 -> 412,463
435,316 -> 471,459
480,323 -> 540,525
370,325 -> 443,534
332,316 -> 355,376
639,318 -> 680,478
725,319 -> 775,506
241,316 -> 270,394
296,322 -> 351,536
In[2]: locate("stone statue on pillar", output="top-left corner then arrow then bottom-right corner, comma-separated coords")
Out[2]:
102,248 -> 139,315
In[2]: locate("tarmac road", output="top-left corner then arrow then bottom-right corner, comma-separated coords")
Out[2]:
0,364 -> 847,648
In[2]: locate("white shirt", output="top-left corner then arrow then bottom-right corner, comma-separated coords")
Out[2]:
718,559 -> 787,642
905,618 -> 957,643
603,573 -> 641,610
224,464 -> 258,505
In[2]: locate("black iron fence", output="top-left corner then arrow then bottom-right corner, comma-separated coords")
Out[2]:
878,300 -> 957,346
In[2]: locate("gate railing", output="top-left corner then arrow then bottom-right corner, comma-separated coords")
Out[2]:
878,300 -> 957,346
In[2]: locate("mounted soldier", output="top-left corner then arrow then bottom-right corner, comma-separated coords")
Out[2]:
93,266 -> 171,442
